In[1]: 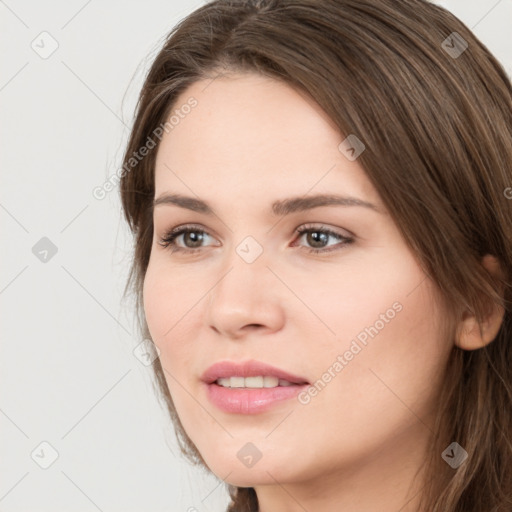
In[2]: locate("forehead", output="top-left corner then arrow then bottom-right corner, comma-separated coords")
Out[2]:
153,73 -> 379,208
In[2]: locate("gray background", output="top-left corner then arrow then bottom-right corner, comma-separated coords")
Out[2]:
1,1 -> 511,511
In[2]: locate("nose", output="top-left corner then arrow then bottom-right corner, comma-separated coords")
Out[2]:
205,247 -> 286,340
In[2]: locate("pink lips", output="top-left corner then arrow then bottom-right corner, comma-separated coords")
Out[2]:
201,360 -> 310,414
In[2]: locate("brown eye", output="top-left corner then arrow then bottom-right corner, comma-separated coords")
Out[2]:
158,225 -> 217,253
294,225 -> 354,254
305,230 -> 330,248
181,230 -> 206,248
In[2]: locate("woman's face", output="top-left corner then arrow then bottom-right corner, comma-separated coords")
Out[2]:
143,72 -> 452,489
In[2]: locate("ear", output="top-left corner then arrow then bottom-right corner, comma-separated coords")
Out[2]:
455,255 -> 506,351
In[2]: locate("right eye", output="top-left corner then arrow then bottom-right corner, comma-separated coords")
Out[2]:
158,224 -> 218,254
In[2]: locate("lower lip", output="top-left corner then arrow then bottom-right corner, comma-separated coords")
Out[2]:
204,382 -> 309,414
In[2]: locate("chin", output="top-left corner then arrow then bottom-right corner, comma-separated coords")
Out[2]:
222,470 -> 278,488
206,452 -> 303,488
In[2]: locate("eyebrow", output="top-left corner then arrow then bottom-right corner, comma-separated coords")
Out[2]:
153,193 -> 380,216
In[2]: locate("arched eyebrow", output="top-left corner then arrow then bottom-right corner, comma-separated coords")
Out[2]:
153,193 -> 380,215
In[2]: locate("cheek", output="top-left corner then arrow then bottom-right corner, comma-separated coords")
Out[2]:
142,261 -> 202,388
143,265 -> 169,345
142,259 -> 196,343
305,268 -> 450,441
288,247 -> 430,358
299,247 -> 450,418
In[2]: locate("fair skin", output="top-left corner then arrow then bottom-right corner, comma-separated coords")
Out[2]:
143,72 -> 504,512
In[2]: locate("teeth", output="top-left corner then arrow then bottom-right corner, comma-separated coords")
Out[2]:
231,376 -> 245,388
216,376 -> 295,388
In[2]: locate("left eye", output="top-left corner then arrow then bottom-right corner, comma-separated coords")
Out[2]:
293,225 -> 353,253
158,224 -> 354,254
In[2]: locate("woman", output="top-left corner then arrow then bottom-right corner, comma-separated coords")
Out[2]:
119,0 -> 512,510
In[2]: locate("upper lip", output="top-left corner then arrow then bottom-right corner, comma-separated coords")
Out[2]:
201,360 -> 310,385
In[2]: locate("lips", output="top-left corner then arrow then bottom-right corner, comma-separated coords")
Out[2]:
200,360 -> 310,385
201,360 -> 310,414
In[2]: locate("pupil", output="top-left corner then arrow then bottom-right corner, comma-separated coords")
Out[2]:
185,231 -> 203,248
308,231 -> 327,248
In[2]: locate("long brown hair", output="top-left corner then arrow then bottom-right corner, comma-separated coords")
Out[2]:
119,1 -> 512,510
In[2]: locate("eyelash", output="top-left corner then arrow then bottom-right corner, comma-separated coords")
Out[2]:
157,223 -> 354,255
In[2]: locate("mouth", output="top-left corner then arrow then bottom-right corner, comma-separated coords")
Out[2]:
201,360 -> 310,414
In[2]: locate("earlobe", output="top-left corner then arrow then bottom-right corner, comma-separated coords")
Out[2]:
455,255 -> 506,351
